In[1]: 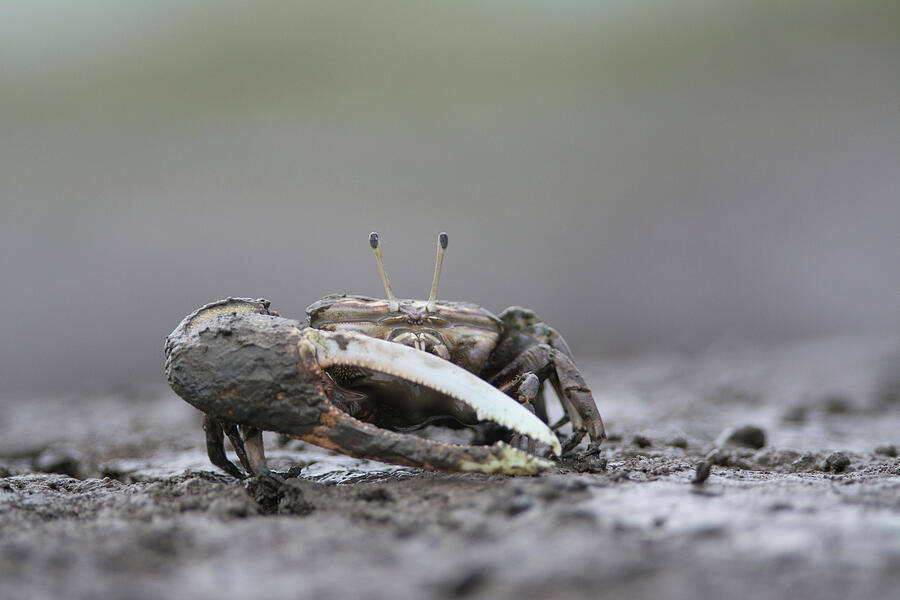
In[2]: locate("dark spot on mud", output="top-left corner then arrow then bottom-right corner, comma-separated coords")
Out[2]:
875,444 -> 898,457
632,435 -> 652,448
442,568 -> 490,598
823,394 -> 853,414
718,425 -> 766,449
501,494 -> 533,516
357,486 -> 394,504
782,405 -> 809,423
824,452 -> 851,473
669,437 -> 689,449
537,477 -> 589,501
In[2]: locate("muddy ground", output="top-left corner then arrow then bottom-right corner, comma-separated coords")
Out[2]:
1,338 -> 899,600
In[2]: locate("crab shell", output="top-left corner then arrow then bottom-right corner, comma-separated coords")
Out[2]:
306,294 -> 501,374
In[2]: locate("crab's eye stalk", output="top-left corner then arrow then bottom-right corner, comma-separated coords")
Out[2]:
426,232 -> 448,313
369,232 -> 399,312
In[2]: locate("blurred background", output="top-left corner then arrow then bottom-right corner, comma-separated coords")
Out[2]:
1,1 -> 898,395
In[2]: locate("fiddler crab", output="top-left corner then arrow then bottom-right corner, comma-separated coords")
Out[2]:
165,233 -> 605,477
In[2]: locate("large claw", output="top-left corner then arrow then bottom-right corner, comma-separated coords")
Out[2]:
165,299 -> 558,475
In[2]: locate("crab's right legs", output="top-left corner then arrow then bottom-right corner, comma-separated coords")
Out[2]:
493,373 -> 541,454
488,343 -> 605,453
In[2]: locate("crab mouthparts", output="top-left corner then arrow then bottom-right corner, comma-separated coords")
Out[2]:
308,330 -> 560,473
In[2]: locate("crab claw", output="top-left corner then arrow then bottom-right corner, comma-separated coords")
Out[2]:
165,299 -> 559,475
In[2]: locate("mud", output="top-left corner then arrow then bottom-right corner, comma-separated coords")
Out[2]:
1,339 -> 898,600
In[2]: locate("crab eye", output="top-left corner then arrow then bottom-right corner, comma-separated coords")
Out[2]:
424,315 -> 448,327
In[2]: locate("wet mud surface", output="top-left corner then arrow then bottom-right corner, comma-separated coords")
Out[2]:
1,339 -> 899,600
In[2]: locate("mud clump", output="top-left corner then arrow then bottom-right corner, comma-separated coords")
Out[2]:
245,477 -> 313,515
824,452 -> 851,473
31,448 -> 83,479
716,425 -> 766,449
564,443 -> 607,473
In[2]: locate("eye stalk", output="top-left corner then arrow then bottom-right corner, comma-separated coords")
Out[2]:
369,231 -> 449,314
426,232 -> 448,313
369,232 -> 399,312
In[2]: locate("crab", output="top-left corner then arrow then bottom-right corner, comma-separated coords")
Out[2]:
165,233 -> 604,477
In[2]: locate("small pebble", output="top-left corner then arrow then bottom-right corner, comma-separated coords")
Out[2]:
692,461 -> 711,485
824,452 -> 851,473
823,394 -> 852,414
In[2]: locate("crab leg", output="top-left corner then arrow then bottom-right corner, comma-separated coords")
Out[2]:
202,415 -> 244,479
488,343 -> 606,451
239,426 -> 270,478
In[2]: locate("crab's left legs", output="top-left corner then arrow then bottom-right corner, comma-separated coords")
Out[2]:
202,415 -> 277,479
202,415 -> 245,479
238,426 -> 276,479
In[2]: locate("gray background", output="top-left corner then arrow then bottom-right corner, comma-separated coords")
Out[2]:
1,1 -> 898,394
